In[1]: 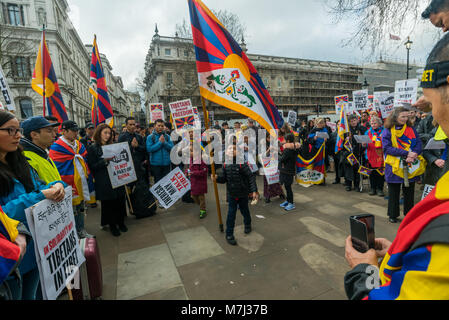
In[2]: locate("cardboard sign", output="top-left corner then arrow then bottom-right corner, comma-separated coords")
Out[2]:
150,103 -> 165,122
150,167 -> 191,209
0,66 -> 16,111
169,99 -> 200,133
353,90 -> 369,111
335,95 -> 349,116
394,79 -> 418,107
379,93 -> 395,119
25,187 -> 85,300
102,142 -> 138,189
287,111 -> 297,127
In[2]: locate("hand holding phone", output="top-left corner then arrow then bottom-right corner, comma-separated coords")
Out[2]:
350,214 -> 375,253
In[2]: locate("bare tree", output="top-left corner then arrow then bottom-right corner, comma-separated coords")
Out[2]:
325,0 -> 435,54
175,9 -> 247,42
0,23 -> 35,79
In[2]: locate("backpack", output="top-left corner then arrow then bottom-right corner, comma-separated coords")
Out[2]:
129,180 -> 157,219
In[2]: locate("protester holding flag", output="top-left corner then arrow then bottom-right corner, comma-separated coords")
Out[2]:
49,120 -> 95,238
0,110 -> 66,300
212,144 -> 258,246
87,124 -> 127,237
382,107 -> 425,223
364,117 -> 385,197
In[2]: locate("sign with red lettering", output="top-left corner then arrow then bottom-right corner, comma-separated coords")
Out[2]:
103,142 -> 138,189
25,187 -> 85,300
150,167 -> 191,209
169,99 -> 201,133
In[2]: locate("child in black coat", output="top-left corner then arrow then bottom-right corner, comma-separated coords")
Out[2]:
279,134 -> 301,211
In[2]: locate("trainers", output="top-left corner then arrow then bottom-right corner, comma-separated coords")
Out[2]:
199,210 -> 207,219
226,236 -> 237,246
284,203 -> 296,211
280,201 -> 289,208
244,225 -> 252,234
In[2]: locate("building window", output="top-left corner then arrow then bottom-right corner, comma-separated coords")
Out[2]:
12,56 -> 30,79
165,48 -> 171,56
277,78 -> 282,89
5,3 -> 24,26
20,99 -> 33,119
167,72 -> 173,85
184,50 -> 189,57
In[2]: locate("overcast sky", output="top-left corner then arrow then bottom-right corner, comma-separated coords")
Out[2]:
67,0 -> 439,92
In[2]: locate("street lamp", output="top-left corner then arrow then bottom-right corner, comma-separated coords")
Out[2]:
66,86 -> 75,121
405,37 -> 413,79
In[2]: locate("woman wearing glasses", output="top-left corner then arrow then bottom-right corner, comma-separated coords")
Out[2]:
0,111 -> 66,300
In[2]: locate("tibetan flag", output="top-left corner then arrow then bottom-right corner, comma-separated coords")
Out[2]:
376,168 -> 385,176
188,0 -> 284,133
31,31 -> 68,123
358,166 -> 372,177
90,36 -> 113,127
335,103 -> 349,153
0,205 -> 20,284
175,115 -> 196,131
347,153 -> 359,167
296,143 -> 326,185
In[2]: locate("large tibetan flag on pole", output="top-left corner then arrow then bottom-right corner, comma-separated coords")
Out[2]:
188,0 -> 284,133
31,29 -> 68,123
89,36 -> 113,127
335,102 -> 349,153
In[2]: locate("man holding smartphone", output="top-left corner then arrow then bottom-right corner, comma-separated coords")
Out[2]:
344,32 -> 449,300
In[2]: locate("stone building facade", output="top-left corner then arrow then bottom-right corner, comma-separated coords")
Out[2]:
144,27 -> 363,122
0,0 -> 138,128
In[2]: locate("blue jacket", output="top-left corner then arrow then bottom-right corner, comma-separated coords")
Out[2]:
146,132 -> 174,166
0,170 -> 64,275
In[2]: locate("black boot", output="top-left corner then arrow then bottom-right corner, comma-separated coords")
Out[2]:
110,225 -> 121,237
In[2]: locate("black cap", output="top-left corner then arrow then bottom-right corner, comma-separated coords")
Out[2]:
61,120 -> 79,131
85,122 -> 95,129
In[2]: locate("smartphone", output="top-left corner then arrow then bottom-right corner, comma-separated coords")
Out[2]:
350,214 -> 375,253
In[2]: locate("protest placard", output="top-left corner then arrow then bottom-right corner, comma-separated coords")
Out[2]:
394,79 -> 418,107
102,142 -> 137,189
353,90 -> 369,111
379,93 -> 395,119
335,95 -> 349,116
169,99 -> 200,133
0,66 -> 16,111
25,187 -> 85,300
150,103 -> 165,122
150,167 -> 191,209
326,122 -> 337,133
422,185 -> 435,201
259,155 -> 280,185
287,111 -> 297,127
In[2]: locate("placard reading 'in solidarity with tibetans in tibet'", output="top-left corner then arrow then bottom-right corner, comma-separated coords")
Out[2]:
25,187 -> 85,300
150,167 -> 191,209
102,142 -> 138,189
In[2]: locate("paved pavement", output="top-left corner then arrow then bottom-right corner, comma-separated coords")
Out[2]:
81,173 -> 416,300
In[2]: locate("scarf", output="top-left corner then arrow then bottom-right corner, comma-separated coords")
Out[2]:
49,138 -> 95,206
366,127 -> 384,168
384,125 -> 426,179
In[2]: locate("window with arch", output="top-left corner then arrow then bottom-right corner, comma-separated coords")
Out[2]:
20,99 -> 33,119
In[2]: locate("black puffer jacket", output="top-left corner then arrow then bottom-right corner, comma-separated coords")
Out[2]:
216,163 -> 257,199
279,147 -> 300,176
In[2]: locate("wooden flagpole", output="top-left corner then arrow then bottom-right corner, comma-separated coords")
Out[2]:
201,97 -> 224,232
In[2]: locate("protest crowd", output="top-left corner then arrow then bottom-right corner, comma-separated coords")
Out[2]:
1,0 -> 449,302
